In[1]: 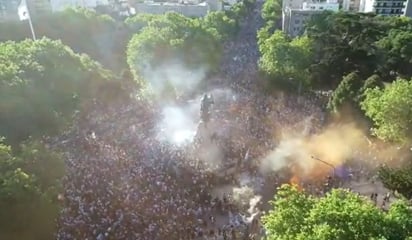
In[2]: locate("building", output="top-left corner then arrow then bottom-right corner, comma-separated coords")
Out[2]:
133,1 -> 209,17
132,0 -> 222,17
359,0 -> 407,15
282,0 -> 339,37
405,0 -> 412,16
50,0 -> 109,12
342,0 -> 361,11
0,0 -> 19,21
283,0 -> 305,9
282,8 -> 318,37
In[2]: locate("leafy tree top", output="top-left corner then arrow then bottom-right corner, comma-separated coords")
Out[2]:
361,78 -> 412,143
263,184 -> 412,240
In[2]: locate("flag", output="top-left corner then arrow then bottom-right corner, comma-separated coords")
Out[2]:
18,0 -> 30,21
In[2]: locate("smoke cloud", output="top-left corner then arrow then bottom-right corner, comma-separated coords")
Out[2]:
232,185 -> 262,223
156,103 -> 199,146
141,60 -> 206,101
260,123 -> 367,179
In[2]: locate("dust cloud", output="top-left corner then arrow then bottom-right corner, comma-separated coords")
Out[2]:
260,122 -> 371,179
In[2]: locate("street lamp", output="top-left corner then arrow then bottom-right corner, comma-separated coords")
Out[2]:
311,156 -> 336,177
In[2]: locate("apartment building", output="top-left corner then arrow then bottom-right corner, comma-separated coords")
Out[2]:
342,0 -> 361,10
359,0 -> 407,15
50,0 -> 109,12
405,0 -> 412,16
133,1 -> 209,17
282,0 -> 339,37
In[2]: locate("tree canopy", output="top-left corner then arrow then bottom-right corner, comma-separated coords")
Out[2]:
361,78 -> 412,143
261,0 -> 282,29
263,184 -> 412,240
0,38 -> 119,145
0,7 -> 129,72
258,12 -> 412,91
258,30 -> 313,89
0,139 -> 64,240
378,164 -> 412,200
126,12 -> 224,85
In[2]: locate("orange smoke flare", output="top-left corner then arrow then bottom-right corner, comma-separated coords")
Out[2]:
290,175 -> 303,191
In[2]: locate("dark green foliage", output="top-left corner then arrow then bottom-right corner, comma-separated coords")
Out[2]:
0,139 -> 64,240
126,12 -> 224,83
378,164 -> 412,199
258,11 -> 412,91
327,72 -> 363,112
305,12 -> 412,87
0,38 -> 117,145
376,29 -> 412,79
0,7 -> 130,72
202,11 -> 238,40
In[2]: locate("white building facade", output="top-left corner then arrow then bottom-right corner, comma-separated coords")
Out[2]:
50,0 -> 109,12
405,0 -> 412,16
342,0 -> 361,11
133,1 -> 210,17
359,0 -> 407,15
132,0 -> 221,17
282,0 -> 339,37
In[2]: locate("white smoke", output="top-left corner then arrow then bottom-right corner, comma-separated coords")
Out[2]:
259,138 -> 314,175
141,61 -> 206,101
248,195 -> 261,216
233,186 -> 255,207
232,186 -> 262,224
156,102 -> 199,146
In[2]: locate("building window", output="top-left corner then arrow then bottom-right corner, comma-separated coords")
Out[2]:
295,19 -> 300,24
319,6 -> 324,9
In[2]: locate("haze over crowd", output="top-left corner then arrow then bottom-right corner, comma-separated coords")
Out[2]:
0,0 -> 412,240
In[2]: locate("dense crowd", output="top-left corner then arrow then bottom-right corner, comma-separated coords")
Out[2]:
54,2 -> 390,240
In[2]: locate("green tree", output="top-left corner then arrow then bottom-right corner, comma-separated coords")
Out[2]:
125,13 -> 160,32
263,185 -> 412,240
0,38 -> 118,145
0,139 -> 64,240
202,11 -> 238,40
384,200 -> 412,240
261,0 -> 282,29
258,30 -> 313,89
378,165 -> 412,199
361,78 -> 412,143
305,12 -> 403,87
376,29 -> 412,79
327,72 -> 363,112
126,12 -> 222,84
360,74 -> 384,94
301,190 -> 385,240
0,7 -> 129,72
262,184 -> 315,240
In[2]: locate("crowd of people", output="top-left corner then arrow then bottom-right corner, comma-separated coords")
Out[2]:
54,2 -> 391,240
